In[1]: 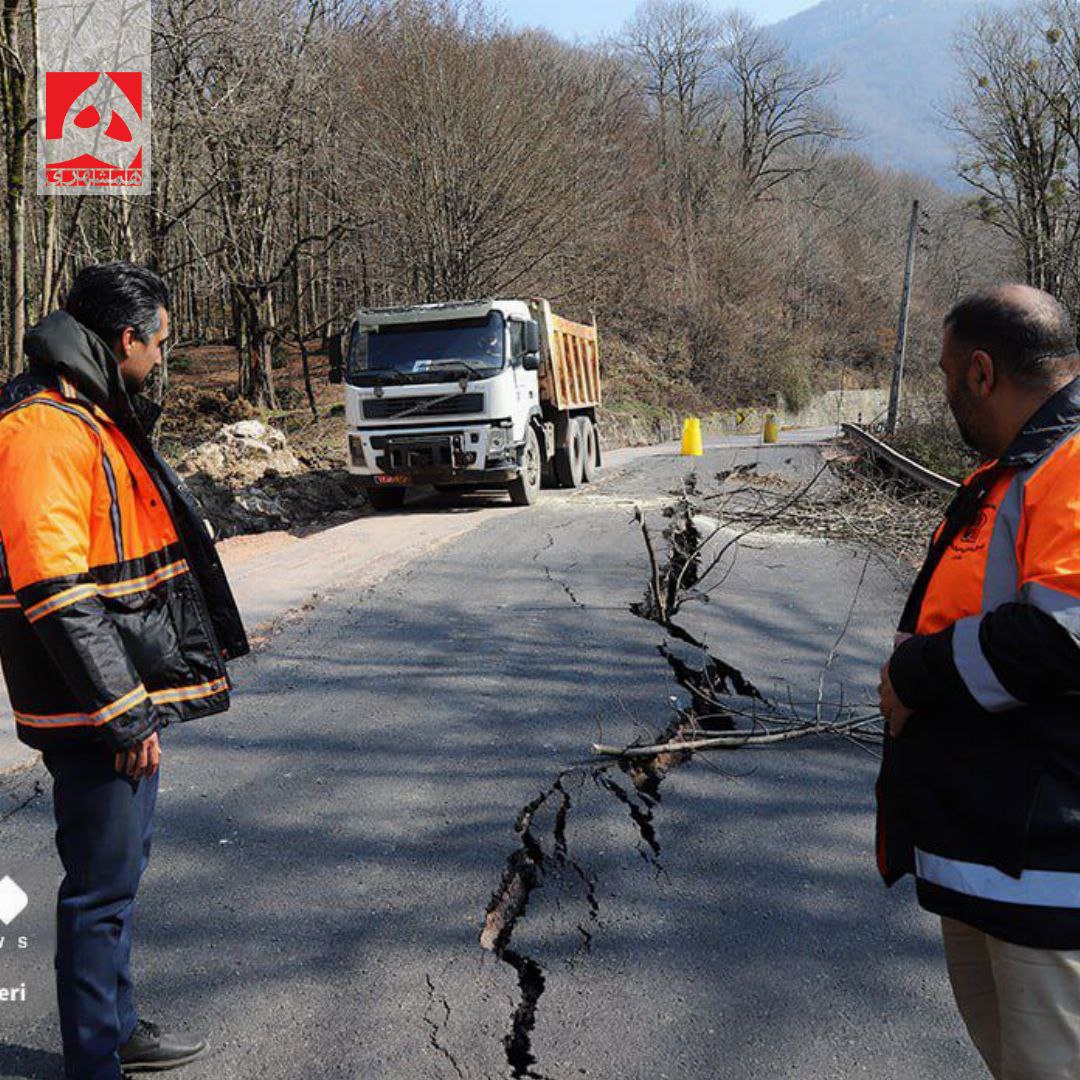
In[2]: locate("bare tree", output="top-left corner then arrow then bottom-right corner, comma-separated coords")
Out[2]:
623,0 -> 724,169
0,0 -> 33,377
719,12 -> 843,201
951,5 -> 1076,296
343,5 -> 623,302
164,0 -> 339,405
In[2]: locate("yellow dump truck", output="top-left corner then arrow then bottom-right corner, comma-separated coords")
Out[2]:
330,297 -> 602,509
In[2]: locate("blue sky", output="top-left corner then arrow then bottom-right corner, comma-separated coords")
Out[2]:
496,0 -> 819,41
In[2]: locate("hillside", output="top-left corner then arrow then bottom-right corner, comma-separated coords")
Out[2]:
773,0 -> 1002,184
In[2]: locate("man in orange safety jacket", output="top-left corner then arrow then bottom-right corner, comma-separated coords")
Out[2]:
878,284 -> 1080,1079
0,263 -> 248,1079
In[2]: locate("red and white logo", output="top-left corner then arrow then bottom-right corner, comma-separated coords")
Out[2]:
42,71 -> 144,189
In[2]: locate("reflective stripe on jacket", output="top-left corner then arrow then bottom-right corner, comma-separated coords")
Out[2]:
0,312 -> 248,752
877,376 -> 1080,947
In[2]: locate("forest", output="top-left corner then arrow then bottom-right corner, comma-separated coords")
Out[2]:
0,0 -> 1060,418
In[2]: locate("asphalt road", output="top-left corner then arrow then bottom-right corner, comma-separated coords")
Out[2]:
0,436 -> 983,1080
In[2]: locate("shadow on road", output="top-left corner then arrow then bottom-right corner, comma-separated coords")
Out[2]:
0,1045 -> 63,1079
0,448 -> 978,1079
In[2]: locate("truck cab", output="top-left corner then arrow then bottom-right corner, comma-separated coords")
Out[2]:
331,298 -> 601,509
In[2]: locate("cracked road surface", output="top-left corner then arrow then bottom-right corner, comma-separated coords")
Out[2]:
0,438 -> 983,1079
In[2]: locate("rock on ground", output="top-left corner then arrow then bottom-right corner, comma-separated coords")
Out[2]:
176,420 -> 369,538
178,420 -> 304,486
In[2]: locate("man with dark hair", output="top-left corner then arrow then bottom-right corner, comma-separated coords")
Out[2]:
877,283 -> 1080,1077
0,261 -> 248,1078
64,262 -> 173,366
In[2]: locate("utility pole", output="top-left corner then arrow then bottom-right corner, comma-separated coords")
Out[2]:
886,199 -> 920,436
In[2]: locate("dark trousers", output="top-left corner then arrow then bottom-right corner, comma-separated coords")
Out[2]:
44,748 -> 159,1080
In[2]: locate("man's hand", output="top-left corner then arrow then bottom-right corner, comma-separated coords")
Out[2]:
879,661 -> 915,737
115,730 -> 161,781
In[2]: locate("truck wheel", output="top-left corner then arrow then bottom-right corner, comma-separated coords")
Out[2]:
508,428 -> 542,506
579,418 -> 598,483
554,422 -> 585,488
367,487 -> 407,511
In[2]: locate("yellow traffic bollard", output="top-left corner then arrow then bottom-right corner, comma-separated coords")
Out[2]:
762,413 -> 781,444
681,417 -> 703,456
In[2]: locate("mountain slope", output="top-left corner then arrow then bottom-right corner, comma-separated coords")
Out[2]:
773,0 -> 998,184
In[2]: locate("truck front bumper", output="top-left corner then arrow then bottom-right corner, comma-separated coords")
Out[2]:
348,428 -> 518,486
355,468 -> 518,489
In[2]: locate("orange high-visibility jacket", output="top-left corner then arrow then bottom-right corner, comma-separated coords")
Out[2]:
878,376 -> 1080,947
0,312 -> 247,752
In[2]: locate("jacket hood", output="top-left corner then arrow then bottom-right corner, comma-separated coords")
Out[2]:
16,310 -> 162,434
23,310 -> 127,414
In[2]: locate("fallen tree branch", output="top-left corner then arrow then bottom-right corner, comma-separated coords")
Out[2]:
617,456 -> 892,767
633,504 -> 667,623
593,715 -> 881,758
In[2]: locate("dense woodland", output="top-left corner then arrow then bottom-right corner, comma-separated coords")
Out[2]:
0,0 -> 1043,416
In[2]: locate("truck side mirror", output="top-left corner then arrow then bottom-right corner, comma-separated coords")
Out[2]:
522,352 -> 540,372
524,321 -> 540,355
328,331 -> 344,384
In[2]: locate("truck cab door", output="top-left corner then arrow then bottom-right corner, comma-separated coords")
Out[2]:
509,319 -> 538,415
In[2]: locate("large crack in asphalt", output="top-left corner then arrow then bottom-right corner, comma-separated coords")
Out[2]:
478,499 -> 765,1079
480,775 -> 604,1079
0,766 -> 46,825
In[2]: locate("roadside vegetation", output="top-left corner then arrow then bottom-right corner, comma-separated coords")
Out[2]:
887,411 -> 977,483
0,0 -> 1028,435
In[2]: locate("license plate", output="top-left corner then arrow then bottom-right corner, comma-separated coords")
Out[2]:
375,474 -> 409,485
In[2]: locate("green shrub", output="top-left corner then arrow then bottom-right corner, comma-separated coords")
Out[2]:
275,385 -> 305,409
890,417 -> 977,481
775,357 -> 815,413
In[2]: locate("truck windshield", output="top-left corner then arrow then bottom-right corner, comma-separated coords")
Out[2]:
346,312 -> 505,385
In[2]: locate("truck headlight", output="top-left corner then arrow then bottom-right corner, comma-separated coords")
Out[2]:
488,429 -> 509,454
349,435 -> 366,467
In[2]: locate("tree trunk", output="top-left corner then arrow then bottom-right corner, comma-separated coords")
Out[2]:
1,0 -> 30,377
40,191 -> 57,318
237,289 -> 277,409
299,337 -> 317,419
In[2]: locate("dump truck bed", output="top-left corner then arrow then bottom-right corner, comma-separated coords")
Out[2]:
530,299 -> 601,411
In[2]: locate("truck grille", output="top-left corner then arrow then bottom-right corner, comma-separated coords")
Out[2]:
363,393 -> 484,420
367,434 -> 464,450
371,433 -> 474,472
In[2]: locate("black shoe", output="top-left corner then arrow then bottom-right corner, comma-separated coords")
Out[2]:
119,1019 -> 208,1073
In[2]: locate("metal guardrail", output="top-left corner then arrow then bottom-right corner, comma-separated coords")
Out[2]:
841,423 -> 960,495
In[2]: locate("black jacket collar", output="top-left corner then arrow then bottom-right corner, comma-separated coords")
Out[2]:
999,375 -> 1080,469
9,310 -> 160,436
23,310 -> 124,412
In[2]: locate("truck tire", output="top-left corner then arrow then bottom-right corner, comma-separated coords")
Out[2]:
579,417 -> 598,483
367,487 -> 407,511
508,427 -> 542,506
554,421 -> 585,488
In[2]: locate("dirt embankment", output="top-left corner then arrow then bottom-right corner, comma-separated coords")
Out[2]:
160,344 -> 366,538
158,338 -> 700,538
172,413 -> 368,539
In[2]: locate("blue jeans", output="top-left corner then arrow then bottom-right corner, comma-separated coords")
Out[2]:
44,748 -> 159,1080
